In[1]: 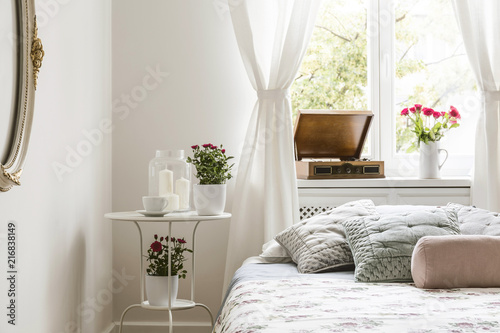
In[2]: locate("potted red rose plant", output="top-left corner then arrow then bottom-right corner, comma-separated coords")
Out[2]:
187,143 -> 234,215
145,234 -> 192,306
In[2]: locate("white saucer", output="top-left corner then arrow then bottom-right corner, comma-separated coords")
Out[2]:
137,210 -> 172,217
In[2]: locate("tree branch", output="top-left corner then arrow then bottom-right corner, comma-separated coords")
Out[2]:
430,68 -> 470,108
316,25 -> 351,42
425,53 -> 466,66
399,42 -> 416,62
396,13 -> 407,23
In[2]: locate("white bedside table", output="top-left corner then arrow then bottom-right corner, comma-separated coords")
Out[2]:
105,211 -> 231,333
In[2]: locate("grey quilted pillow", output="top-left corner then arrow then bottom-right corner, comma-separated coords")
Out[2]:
343,208 -> 461,282
274,199 -> 377,274
447,203 -> 500,236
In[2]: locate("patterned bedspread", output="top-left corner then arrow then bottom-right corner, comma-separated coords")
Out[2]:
214,278 -> 500,333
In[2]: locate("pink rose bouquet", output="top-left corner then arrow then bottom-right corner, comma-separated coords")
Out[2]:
400,104 -> 461,152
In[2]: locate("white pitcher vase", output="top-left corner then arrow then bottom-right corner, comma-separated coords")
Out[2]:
419,141 -> 448,179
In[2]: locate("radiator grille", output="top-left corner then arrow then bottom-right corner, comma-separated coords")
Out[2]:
299,206 -> 334,220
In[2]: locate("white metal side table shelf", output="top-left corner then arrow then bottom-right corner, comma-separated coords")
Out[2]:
105,211 -> 231,333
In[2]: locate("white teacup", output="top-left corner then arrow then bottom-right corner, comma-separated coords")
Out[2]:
142,196 -> 168,212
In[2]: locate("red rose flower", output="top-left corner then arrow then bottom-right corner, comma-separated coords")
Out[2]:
433,111 -> 441,119
221,149 -> 226,154
210,145 -> 218,149
191,145 -> 199,149
150,241 -> 162,252
423,108 -> 434,116
449,106 -> 460,118
154,234 -> 158,240
441,111 -> 446,117
202,144 -> 211,148
160,236 -> 164,241
177,238 -> 187,244
400,108 -> 409,116
409,106 -> 416,113
415,104 -> 422,111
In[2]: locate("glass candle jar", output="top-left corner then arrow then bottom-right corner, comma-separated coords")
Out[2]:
149,150 -> 191,211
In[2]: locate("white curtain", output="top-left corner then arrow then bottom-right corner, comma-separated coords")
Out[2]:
224,0 -> 321,286
452,0 -> 500,212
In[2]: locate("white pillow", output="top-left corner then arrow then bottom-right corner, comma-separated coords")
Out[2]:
447,203 -> 500,236
259,240 -> 293,263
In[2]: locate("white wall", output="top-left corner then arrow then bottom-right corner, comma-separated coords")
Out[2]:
112,1 -> 254,330
0,0 -> 112,332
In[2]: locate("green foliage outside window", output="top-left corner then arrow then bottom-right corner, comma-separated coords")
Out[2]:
291,1 -> 368,114
291,0 -> 476,154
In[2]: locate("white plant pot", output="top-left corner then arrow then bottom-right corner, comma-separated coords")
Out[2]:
419,141 -> 448,179
193,184 -> 226,216
145,275 -> 178,306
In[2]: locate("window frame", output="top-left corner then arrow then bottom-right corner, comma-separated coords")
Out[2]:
366,0 -> 474,177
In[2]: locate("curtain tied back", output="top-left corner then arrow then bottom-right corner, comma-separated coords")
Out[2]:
223,0 -> 321,292
257,88 -> 290,100
484,90 -> 500,103
453,0 -> 500,212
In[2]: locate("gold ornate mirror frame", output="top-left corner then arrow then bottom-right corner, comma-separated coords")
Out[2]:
1,0 -> 43,192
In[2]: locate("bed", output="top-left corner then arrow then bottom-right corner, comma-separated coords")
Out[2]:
214,201 -> 500,333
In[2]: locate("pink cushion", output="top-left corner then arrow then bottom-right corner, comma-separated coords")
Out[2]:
411,235 -> 500,289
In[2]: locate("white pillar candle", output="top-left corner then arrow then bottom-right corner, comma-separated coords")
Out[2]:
159,169 -> 173,196
165,193 -> 180,211
175,177 -> 190,210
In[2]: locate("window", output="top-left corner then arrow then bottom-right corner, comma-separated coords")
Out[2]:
292,0 -> 477,176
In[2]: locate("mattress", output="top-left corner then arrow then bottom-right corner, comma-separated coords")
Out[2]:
214,263 -> 500,333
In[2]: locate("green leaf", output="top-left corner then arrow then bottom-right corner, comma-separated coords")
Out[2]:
432,122 -> 442,131
406,145 -> 418,153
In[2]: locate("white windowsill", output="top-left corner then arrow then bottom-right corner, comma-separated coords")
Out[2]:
297,176 -> 471,189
